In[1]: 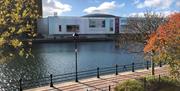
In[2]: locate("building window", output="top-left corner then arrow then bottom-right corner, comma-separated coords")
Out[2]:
120,20 -> 127,25
59,25 -> 61,32
102,20 -> 105,27
110,19 -> 113,31
89,19 -> 106,28
89,19 -> 96,28
121,25 -> 128,32
67,25 -> 79,32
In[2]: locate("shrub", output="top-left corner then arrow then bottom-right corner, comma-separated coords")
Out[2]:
145,76 -> 180,86
141,76 -> 180,91
115,79 -> 144,91
115,76 -> 180,91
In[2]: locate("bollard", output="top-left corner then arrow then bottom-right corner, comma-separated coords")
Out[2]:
97,67 -> 100,78
152,62 -> 155,75
115,64 -> 118,75
50,74 -> 53,87
144,77 -> 146,91
123,65 -> 126,71
158,75 -> 161,89
19,79 -> 22,91
146,61 -> 149,70
159,61 -> 162,67
132,62 -> 135,72
109,85 -> 111,91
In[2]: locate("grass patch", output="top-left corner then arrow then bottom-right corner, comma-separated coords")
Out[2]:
115,76 -> 180,91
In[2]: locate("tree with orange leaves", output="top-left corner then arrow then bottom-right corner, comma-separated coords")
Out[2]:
144,13 -> 180,78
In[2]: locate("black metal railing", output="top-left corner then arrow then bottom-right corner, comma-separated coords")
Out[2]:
1,61 -> 164,90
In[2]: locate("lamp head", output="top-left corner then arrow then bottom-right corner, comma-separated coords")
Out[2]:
73,33 -> 79,37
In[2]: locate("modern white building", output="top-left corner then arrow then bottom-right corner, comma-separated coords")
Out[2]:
37,14 -> 144,38
37,14 -> 120,38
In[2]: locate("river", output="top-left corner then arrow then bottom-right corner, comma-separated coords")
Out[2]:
0,41 -> 145,90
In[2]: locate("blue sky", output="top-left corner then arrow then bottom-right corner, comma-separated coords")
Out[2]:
42,0 -> 180,17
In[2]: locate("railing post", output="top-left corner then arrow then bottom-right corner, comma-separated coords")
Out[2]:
115,64 -> 118,75
109,85 -> 111,91
132,62 -> 135,72
158,75 -> 161,89
19,79 -> 22,91
123,65 -> 126,71
146,61 -> 149,70
144,77 -> 146,91
159,61 -> 162,67
97,67 -> 100,78
50,74 -> 53,87
152,62 -> 155,75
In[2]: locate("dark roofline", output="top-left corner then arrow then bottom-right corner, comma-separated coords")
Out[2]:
82,13 -> 118,18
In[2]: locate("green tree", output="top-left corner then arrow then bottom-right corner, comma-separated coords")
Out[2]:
0,0 -> 40,60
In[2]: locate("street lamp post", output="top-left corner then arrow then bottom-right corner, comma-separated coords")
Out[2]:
73,33 -> 79,82
151,50 -> 155,75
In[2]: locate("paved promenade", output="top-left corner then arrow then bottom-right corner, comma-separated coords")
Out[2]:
26,66 -> 169,91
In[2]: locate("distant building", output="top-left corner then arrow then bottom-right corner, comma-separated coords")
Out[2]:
37,14 -> 145,38
119,17 -> 144,33
119,17 -> 128,33
37,14 -> 120,38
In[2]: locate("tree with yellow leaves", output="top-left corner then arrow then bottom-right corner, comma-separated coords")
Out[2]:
0,0 -> 40,60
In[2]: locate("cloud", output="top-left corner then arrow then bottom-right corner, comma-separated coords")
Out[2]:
43,0 -> 72,17
133,0 -> 140,5
88,0 -> 100,3
128,10 -> 178,17
118,3 -> 126,8
136,0 -> 174,9
129,12 -> 144,17
155,10 -> 178,16
176,1 -> 180,7
83,1 -> 125,14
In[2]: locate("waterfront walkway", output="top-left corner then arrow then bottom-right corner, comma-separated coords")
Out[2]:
26,66 -> 169,91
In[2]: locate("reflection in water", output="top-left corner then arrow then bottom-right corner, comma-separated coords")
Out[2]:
0,41 -> 144,90
0,54 -> 48,90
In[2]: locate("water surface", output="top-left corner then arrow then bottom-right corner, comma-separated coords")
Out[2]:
0,41 -> 145,90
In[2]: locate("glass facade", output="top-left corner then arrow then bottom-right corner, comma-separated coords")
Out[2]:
59,25 -> 61,32
110,19 -> 113,31
89,19 -> 106,28
67,25 -> 79,32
